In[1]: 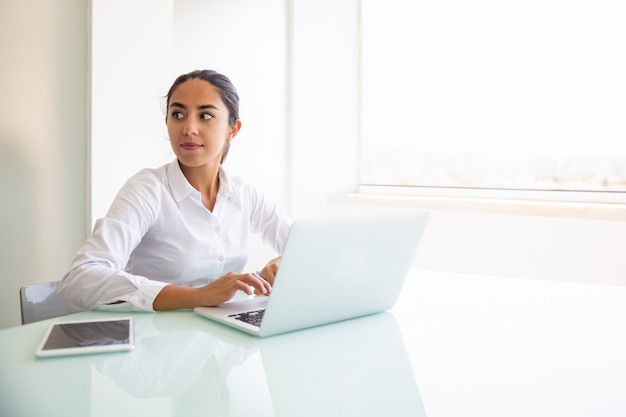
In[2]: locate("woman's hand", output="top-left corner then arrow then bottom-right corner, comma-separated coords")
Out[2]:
199,272 -> 271,305
153,272 -> 271,311
258,256 -> 282,286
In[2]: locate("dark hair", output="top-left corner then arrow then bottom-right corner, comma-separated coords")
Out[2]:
165,69 -> 240,127
165,70 -> 240,163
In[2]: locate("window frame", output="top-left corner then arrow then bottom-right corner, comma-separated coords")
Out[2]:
356,0 -> 626,209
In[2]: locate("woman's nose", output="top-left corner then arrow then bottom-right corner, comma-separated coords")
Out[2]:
183,119 -> 199,135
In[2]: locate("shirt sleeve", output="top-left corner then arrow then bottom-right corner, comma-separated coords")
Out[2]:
58,170 -> 168,312
244,182 -> 292,254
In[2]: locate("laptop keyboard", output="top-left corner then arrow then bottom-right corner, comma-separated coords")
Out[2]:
228,309 -> 265,327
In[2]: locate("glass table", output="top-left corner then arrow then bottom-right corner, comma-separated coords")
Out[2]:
2,270 -> 626,417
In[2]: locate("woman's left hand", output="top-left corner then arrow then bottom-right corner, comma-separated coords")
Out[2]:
258,256 -> 282,286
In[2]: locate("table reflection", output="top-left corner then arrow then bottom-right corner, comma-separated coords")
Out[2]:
259,312 -> 427,417
89,313 -> 259,417
89,312 -> 426,417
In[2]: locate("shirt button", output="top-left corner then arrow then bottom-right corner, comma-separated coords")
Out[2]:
139,299 -> 145,306
214,227 -> 220,233
218,255 -> 224,262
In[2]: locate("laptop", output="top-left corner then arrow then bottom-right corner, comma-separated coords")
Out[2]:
194,211 -> 430,337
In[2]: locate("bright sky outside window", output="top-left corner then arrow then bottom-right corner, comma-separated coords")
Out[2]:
360,0 -> 626,194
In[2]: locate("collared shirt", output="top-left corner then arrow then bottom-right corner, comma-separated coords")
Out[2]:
58,160 -> 291,312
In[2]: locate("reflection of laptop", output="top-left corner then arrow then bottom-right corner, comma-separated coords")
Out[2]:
259,312 -> 428,417
194,211 -> 430,337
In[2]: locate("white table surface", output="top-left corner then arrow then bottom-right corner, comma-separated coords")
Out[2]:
2,270 -> 626,417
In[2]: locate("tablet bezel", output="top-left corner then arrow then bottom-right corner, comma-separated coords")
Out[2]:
35,317 -> 134,358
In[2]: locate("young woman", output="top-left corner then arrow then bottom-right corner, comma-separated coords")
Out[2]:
59,70 -> 291,312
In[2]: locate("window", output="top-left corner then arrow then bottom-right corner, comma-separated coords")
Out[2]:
359,0 -> 626,201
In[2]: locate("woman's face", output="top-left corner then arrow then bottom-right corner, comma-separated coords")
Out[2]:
166,78 -> 240,169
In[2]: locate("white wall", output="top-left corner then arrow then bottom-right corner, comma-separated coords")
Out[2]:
413,211 -> 626,287
331,199 -> 626,287
90,0 -> 175,224
0,0 -> 88,329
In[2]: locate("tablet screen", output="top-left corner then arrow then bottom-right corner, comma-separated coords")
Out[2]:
36,318 -> 134,357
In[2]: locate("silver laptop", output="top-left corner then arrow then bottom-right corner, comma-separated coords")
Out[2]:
194,211 -> 430,337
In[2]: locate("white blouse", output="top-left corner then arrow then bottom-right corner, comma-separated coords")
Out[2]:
58,160 -> 291,312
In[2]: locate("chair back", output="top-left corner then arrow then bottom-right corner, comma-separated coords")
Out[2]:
19,281 -> 81,324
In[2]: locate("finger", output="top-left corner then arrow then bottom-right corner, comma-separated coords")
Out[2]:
227,277 -> 253,295
250,273 -> 271,295
258,267 -> 277,286
255,279 -> 272,295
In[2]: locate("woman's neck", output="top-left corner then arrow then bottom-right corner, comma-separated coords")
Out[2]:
179,161 -> 221,211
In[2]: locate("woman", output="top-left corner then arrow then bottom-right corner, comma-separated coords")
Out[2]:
59,70 -> 291,312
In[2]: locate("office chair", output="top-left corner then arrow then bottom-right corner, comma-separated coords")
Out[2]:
19,281 -> 81,324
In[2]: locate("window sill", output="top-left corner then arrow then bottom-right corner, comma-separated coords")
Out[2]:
333,187 -> 626,222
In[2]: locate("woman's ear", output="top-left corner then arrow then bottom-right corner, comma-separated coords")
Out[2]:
229,119 -> 242,140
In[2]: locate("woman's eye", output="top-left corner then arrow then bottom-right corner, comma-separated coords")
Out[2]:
171,111 -> 184,119
200,113 -> 214,121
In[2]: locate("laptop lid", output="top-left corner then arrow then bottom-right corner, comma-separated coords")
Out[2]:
195,211 -> 430,337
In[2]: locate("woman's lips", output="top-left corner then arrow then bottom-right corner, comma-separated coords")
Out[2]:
181,142 -> 202,150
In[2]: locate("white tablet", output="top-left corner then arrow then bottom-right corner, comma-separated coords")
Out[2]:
35,317 -> 134,358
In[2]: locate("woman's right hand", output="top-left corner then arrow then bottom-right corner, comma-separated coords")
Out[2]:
198,272 -> 272,306
153,272 -> 271,311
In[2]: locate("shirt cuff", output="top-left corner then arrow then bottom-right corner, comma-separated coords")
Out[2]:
98,281 -> 169,312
